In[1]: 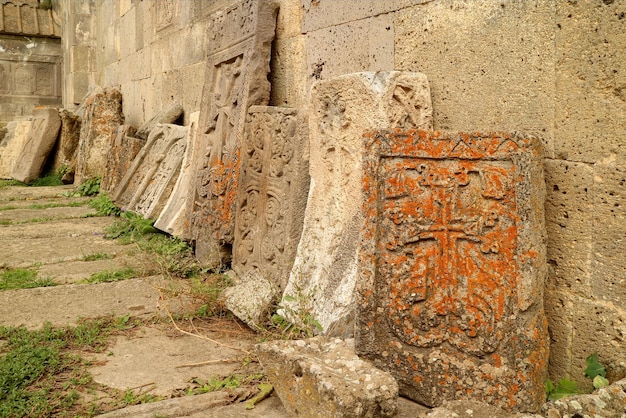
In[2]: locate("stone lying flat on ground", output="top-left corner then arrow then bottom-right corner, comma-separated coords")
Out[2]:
0,184 -> 74,201
188,0 -> 280,265
112,123 -> 188,219
0,216 -> 114,240
74,88 -> 124,184
0,118 -> 31,178
135,102 -> 183,140
0,205 -> 95,223
282,71 -> 433,336
88,324 -> 255,397
257,336 -> 398,417
11,107 -> 61,183
420,400 -> 543,418
0,195 -> 90,209
356,130 -> 548,412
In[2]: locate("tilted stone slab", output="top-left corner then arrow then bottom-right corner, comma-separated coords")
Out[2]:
154,112 -> 200,237
52,109 -> 82,183
226,106 -> 309,327
0,118 -> 31,179
74,88 -> 124,185
11,107 -> 61,183
356,130 -> 548,412
281,71 -> 433,336
101,125 -> 144,194
257,337 -> 398,417
112,123 -> 188,219
187,0 -> 279,265
135,103 -> 183,140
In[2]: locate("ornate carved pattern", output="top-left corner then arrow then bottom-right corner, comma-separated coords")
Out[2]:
357,130 -> 548,412
34,65 -> 53,95
233,107 -> 307,290
207,0 -> 256,55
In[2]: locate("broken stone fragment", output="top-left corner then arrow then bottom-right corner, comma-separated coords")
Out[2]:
257,336 -> 399,417
135,102 -> 184,140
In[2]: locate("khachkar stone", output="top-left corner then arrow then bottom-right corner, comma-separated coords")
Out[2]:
281,71 -> 433,336
51,110 -> 82,183
74,88 -> 124,185
356,130 -> 549,412
226,106 -> 310,328
112,123 -> 188,220
155,111 -> 200,237
100,125 -> 143,194
135,103 -> 183,140
0,118 -> 31,179
11,107 -> 61,183
187,0 -> 280,266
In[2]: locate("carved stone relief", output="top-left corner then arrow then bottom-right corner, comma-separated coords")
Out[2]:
356,130 -> 548,413
226,106 -> 310,328
112,124 -> 188,220
100,125 -> 143,195
11,107 -> 61,183
281,72 -> 432,337
187,0 -> 279,266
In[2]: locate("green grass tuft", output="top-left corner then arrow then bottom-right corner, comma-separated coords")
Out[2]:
84,268 -> 137,284
0,268 -> 56,290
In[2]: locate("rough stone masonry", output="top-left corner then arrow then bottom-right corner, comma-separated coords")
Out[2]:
356,130 -> 549,412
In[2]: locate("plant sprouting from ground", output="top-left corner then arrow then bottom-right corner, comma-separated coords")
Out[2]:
0,267 -> 56,290
74,177 -> 101,197
88,193 -> 121,217
545,352 -> 610,401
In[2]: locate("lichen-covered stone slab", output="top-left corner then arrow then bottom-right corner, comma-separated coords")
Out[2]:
187,0 -> 279,266
257,337 -> 398,417
232,106 -> 309,291
74,88 -> 124,185
0,118 -> 31,179
154,112 -> 200,237
112,124 -> 188,219
100,125 -> 143,194
11,107 -> 61,183
281,71 -> 432,336
356,130 -> 548,413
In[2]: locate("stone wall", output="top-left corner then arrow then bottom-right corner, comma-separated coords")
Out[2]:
66,0 -> 626,389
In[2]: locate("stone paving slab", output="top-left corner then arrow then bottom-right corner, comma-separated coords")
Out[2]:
0,205 -> 96,223
0,216 -> 115,240
0,196 -> 90,209
0,185 -> 75,201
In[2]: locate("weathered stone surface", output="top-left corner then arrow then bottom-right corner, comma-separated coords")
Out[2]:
187,0 -> 280,266
135,102 -> 183,140
11,107 -> 61,183
112,123 -> 188,220
281,71 -> 432,336
542,378 -> 626,418
257,337 -> 398,417
420,400 -> 542,418
222,269 -> 278,330
74,88 -> 124,185
100,125 -> 143,194
232,106 -> 309,294
0,118 -> 31,179
154,111 -> 200,237
0,0 -> 61,37
356,130 -> 548,412
51,109 -> 82,179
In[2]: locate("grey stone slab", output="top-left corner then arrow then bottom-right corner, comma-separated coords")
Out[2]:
356,130 -> 548,412
0,184 -> 74,202
74,88 -> 124,185
281,71 -> 432,337
187,0 -> 280,266
0,205 -> 94,224
112,123 -> 188,219
11,107 -> 61,183
0,119 -> 31,179
257,336 -> 398,417
135,102 -> 183,140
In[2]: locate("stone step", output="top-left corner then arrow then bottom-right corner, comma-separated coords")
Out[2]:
0,185 -> 75,202
0,205 -> 96,224
0,195 -> 91,209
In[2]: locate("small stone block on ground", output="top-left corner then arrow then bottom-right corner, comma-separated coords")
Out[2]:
11,107 -> 61,183
222,269 -> 279,329
256,336 -> 399,417
356,130 -> 548,412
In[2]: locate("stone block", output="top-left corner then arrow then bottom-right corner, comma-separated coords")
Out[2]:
222,269 -> 279,329
11,107 -> 61,183
269,36 -> 306,108
544,159 -> 593,295
181,62 -> 205,119
112,124 -> 188,220
555,0 -> 626,164
0,119 -> 31,179
155,111 -> 200,237
395,1 -> 555,156
257,337 -> 398,417
50,109 -> 82,177
100,125 -> 143,195
591,164 -> 626,305
282,71 -> 432,336
135,102 -> 183,140
187,0 -> 280,266
356,130 -> 548,412
227,107 -> 309,327
74,88 -> 124,185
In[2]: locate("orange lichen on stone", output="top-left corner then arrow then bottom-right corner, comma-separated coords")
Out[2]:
356,129 -> 548,413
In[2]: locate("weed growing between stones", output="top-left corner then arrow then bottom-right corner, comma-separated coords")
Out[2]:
0,267 -> 56,290
0,179 -> 25,190
73,177 -> 101,197
267,284 -> 322,339
83,268 -> 138,284
82,252 -> 115,262
545,352 -> 610,400
88,193 -> 121,217
0,316 -> 144,417
27,169 -> 65,187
